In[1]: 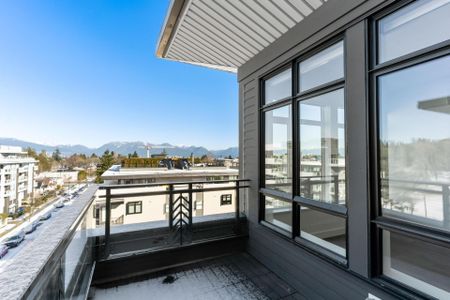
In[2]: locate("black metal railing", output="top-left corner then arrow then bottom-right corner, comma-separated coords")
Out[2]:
98,179 -> 249,258
380,178 -> 450,229
299,175 -> 345,205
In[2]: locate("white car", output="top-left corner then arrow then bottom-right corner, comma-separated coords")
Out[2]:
54,201 -> 64,209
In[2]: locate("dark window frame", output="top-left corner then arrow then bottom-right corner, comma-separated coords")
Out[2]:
369,1 -> 450,297
259,36 -> 349,264
126,201 -> 142,215
220,194 -> 232,206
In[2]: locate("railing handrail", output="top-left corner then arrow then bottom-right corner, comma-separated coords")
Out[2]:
381,177 -> 450,187
99,178 -> 250,190
99,184 -> 250,199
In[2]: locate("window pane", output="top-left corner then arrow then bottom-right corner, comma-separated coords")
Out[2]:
264,196 -> 292,232
378,56 -> 450,231
300,207 -> 346,256
299,89 -> 346,205
378,0 -> 450,63
299,41 -> 344,92
265,68 -> 291,104
265,105 -> 292,193
383,230 -> 450,299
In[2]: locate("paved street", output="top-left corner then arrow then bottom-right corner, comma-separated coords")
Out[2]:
0,187 -> 87,272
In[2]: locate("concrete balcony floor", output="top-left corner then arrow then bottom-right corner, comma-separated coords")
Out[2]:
91,253 -> 302,300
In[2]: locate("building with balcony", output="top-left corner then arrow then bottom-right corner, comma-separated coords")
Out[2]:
90,166 -> 239,228
2,1 -> 450,299
0,145 -> 36,222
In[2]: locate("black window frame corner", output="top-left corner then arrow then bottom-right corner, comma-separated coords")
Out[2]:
220,194 -> 232,206
126,201 -> 142,215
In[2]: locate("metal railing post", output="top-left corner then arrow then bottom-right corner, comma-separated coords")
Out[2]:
235,181 -> 240,233
188,183 -> 193,227
169,184 -> 174,229
334,175 -> 339,204
443,185 -> 450,229
104,187 -> 111,258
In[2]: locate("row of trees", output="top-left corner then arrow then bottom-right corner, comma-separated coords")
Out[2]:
26,147 -> 101,172
27,147 -> 237,184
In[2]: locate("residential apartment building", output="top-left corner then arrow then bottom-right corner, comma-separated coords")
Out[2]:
0,145 -> 36,221
90,166 -> 239,229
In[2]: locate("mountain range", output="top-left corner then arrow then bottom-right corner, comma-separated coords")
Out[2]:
0,138 -> 238,158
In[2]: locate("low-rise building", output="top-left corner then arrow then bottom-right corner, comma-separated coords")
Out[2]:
90,166 -> 239,228
0,146 -> 37,222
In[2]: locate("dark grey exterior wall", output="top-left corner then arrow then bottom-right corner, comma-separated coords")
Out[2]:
238,0 -> 403,299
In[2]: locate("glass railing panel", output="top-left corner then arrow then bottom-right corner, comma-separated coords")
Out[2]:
62,202 -> 96,300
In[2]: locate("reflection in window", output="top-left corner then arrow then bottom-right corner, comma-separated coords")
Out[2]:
299,41 -> 344,92
299,89 -> 346,205
265,105 -> 292,193
379,56 -> 450,231
265,68 -> 292,104
378,0 -> 450,63
300,207 -> 346,256
383,230 -> 450,299
264,196 -> 292,232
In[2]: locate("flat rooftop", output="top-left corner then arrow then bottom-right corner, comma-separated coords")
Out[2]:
102,167 -> 238,180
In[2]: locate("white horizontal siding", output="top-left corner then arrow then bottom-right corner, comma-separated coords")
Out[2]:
165,0 -> 324,72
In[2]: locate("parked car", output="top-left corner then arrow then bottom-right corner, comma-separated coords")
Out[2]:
24,221 -> 39,234
0,244 -> 8,258
17,207 -> 25,215
54,201 -> 64,209
3,231 -> 25,248
39,211 -> 52,221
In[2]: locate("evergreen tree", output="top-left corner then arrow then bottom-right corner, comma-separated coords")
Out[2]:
95,150 -> 115,183
52,148 -> 62,161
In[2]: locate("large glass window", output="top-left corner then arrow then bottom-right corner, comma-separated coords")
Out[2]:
264,196 -> 292,232
265,105 -> 292,194
299,41 -> 344,92
296,41 -> 347,261
265,68 -> 292,104
375,1 -> 450,297
299,88 -> 346,205
300,207 -> 346,257
378,56 -> 450,231
378,0 -> 450,63
382,230 -> 450,299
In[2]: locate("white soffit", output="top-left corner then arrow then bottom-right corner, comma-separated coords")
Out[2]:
157,0 -> 326,73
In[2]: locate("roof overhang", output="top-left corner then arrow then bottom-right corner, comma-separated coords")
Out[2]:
156,0 -> 325,73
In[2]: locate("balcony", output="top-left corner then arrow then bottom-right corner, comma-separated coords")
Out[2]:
2,179 -> 301,300
18,166 -> 28,173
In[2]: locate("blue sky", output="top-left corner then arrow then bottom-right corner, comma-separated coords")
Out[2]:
0,0 -> 238,150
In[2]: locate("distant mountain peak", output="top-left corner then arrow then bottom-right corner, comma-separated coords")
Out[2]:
0,138 -> 238,158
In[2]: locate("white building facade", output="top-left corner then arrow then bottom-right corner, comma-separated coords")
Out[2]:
0,146 -> 37,220
90,166 -> 239,229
